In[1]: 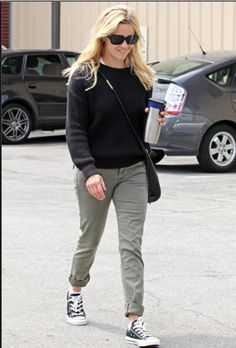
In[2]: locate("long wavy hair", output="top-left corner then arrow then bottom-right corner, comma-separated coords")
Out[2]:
64,4 -> 155,90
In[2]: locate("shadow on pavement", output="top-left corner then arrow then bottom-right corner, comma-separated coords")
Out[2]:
156,163 -> 203,174
156,163 -> 236,175
13,134 -> 66,146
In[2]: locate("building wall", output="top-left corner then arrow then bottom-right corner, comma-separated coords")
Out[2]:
11,1 -> 236,61
11,1 -> 51,49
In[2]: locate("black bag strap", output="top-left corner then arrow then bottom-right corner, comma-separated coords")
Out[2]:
98,70 -> 149,156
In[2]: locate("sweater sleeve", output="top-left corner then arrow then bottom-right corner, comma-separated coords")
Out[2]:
145,88 -> 152,106
66,69 -> 99,181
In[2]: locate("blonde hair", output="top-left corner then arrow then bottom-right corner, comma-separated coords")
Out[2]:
64,4 -> 155,90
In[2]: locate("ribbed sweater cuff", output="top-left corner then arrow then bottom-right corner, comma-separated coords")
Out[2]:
82,164 -> 99,182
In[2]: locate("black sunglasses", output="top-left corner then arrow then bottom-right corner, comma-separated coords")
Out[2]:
108,34 -> 139,45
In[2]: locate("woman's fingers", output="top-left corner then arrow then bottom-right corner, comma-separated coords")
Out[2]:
86,174 -> 106,200
158,116 -> 166,126
159,107 -> 168,126
145,106 -> 167,125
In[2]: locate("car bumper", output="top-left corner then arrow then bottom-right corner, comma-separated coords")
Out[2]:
150,112 -> 211,155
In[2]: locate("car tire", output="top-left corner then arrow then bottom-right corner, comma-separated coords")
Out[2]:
197,124 -> 236,173
2,104 -> 32,144
150,150 -> 165,164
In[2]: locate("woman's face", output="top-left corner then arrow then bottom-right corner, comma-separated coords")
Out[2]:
103,23 -> 136,66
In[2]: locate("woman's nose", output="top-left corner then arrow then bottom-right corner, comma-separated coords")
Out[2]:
120,40 -> 129,48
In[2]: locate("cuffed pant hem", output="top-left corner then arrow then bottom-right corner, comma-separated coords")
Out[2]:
125,303 -> 144,317
69,274 -> 90,287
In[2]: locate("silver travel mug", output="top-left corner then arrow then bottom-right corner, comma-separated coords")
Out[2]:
144,98 -> 166,143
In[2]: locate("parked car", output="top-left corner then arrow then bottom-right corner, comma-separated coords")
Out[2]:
1,49 -> 79,144
149,50 -> 236,172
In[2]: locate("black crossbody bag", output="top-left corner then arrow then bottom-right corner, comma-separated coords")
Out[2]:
99,71 -> 161,203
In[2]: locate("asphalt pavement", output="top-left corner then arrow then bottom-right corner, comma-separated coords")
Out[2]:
2,131 -> 236,348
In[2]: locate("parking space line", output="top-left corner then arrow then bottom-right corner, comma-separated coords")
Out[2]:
185,175 -> 228,179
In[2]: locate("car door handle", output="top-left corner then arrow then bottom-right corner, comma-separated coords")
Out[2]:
28,83 -> 36,89
234,99 -> 236,103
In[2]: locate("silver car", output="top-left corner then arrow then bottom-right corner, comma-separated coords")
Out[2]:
150,50 -> 236,173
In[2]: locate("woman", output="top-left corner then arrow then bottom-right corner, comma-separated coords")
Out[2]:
65,4 -> 165,347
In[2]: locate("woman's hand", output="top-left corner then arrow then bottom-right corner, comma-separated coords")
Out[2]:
145,107 -> 167,126
86,174 -> 106,201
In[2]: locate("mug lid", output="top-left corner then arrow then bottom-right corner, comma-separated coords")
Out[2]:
149,98 -> 167,105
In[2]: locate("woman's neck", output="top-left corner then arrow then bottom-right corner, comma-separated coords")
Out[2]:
101,55 -> 126,69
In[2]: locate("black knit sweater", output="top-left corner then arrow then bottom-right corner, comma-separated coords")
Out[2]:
66,63 -> 152,180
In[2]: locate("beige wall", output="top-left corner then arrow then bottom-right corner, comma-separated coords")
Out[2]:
11,2 -> 51,49
11,1 -> 236,61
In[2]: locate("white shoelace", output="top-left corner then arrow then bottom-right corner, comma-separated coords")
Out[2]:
68,295 -> 84,316
132,318 -> 151,339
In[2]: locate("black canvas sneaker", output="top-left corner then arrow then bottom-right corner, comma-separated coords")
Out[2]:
66,292 -> 88,326
126,317 -> 160,347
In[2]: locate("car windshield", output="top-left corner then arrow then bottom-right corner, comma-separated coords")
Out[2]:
151,58 -> 211,77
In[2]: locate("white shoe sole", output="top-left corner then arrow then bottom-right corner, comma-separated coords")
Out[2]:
66,315 -> 88,326
126,336 -> 160,347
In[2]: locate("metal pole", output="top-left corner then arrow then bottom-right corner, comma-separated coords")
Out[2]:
51,1 -> 60,49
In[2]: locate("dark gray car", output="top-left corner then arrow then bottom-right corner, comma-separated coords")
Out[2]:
150,50 -> 236,173
1,49 -> 79,144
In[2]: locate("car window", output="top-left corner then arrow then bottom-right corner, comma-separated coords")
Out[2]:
207,66 -> 232,86
25,54 -> 63,77
2,56 -> 23,74
151,59 -> 211,77
65,54 -> 78,66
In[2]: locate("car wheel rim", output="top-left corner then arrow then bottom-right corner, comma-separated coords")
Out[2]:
2,107 -> 30,142
209,131 -> 236,167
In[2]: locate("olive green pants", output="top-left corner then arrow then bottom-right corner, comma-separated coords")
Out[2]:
69,161 -> 148,317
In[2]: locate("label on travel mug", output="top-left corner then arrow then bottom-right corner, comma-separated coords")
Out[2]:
144,98 -> 166,144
